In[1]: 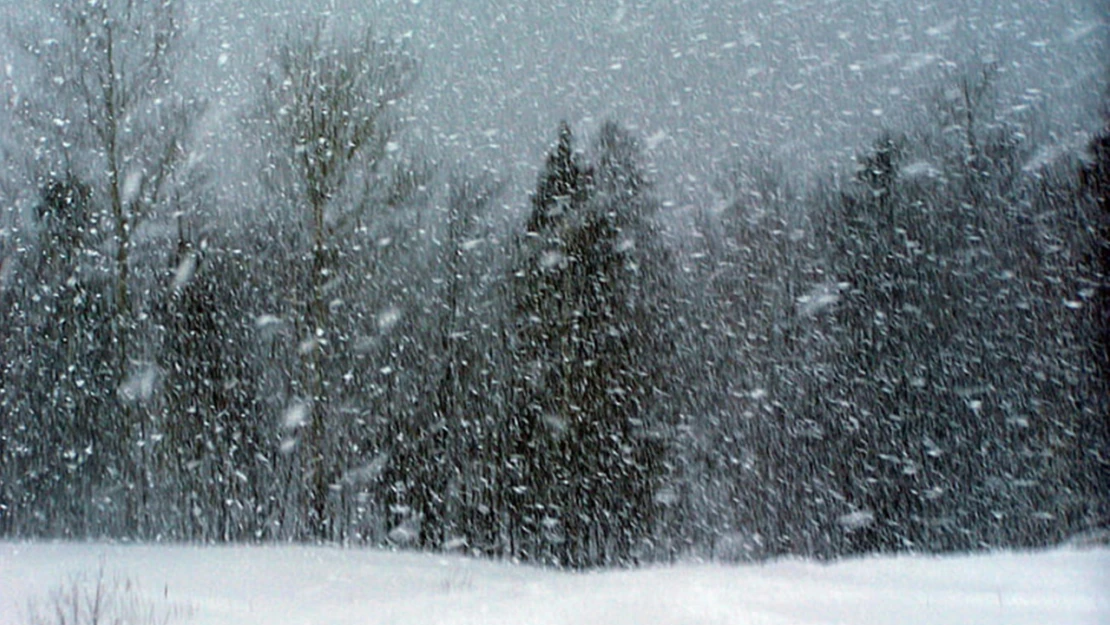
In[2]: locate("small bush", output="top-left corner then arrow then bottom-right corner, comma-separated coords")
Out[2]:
25,563 -> 194,625
437,563 -> 474,594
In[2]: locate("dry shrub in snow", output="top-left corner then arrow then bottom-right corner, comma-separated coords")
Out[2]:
25,564 -> 193,625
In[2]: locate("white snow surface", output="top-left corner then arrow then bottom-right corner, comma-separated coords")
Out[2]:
1,542 -> 1107,625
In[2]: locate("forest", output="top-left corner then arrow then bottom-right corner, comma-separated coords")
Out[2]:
0,0 -> 1107,570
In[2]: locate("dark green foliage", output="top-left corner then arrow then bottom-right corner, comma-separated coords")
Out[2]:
1078,118 -> 1110,529
526,121 -> 592,234
36,178 -> 93,267
690,155 -> 826,559
1080,121 -> 1110,357
508,122 -> 675,567
149,233 -> 271,541
856,132 -> 905,204
0,176 -> 120,537
1,13 -> 1104,567
806,117 -> 1107,554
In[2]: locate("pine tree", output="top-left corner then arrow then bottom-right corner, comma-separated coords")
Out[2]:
1080,114 -> 1110,368
698,155 -> 823,559
151,230 -> 269,541
0,176 -> 117,536
510,121 -> 675,567
810,91 -> 1105,553
7,0 -> 204,538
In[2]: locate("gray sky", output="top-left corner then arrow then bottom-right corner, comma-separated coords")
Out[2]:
5,0 -> 1108,211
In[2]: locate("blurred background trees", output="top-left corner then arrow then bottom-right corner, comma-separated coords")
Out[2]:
0,0 -> 1105,567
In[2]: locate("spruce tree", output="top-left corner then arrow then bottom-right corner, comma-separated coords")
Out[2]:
510,121 -> 675,567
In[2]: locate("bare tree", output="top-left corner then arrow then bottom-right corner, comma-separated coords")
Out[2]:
3,0 -> 203,537
931,63 -> 1027,209
250,22 -> 423,538
11,0 -> 203,375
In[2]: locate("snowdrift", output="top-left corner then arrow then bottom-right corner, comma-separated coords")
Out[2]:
1,542 -> 1106,625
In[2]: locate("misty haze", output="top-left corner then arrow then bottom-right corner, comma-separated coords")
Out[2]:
0,0 -> 1107,623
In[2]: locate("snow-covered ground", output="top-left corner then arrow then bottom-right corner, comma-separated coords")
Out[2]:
1,542 -> 1107,625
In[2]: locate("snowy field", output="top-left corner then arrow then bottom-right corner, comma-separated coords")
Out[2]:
1,542 -> 1107,625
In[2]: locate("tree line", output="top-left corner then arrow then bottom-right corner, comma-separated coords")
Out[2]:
0,1 -> 1106,568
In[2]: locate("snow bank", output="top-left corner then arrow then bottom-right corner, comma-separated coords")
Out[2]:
1,542 -> 1106,625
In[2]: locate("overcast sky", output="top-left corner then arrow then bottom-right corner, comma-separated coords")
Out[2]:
4,0 -> 1107,210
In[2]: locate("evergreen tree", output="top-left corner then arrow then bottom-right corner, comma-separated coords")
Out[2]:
810,99 -> 1106,553
696,155 -> 825,559
0,176 -> 117,536
1080,112 -> 1110,373
150,231 -> 270,541
510,121 -> 675,567
7,0 -> 203,538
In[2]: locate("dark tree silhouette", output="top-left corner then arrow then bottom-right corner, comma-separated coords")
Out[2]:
510,121 -> 676,567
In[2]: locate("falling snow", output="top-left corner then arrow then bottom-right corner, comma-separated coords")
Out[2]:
0,0 -> 1106,621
